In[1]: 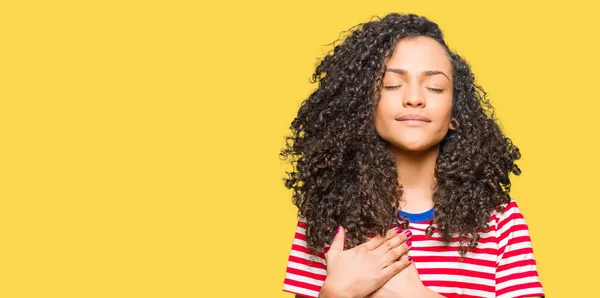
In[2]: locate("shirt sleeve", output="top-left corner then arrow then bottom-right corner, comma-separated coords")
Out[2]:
282,217 -> 328,298
495,200 -> 545,298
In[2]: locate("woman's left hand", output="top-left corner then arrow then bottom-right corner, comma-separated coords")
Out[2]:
364,255 -> 426,298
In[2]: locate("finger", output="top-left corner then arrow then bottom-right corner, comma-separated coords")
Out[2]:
325,226 -> 345,260
378,237 -> 412,268
364,226 -> 403,251
379,254 -> 413,281
371,229 -> 412,257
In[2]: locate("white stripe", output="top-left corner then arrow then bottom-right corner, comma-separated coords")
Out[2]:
496,275 -> 542,291
498,252 -> 535,268
414,260 -> 495,274
498,239 -> 532,252
413,239 -> 497,250
498,219 -> 528,237
496,287 -> 544,298
287,260 -> 327,276
290,247 -> 327,264
497,241 -> 533,265
296,226 -> 306,235
293,237 -> 308,248
413,230 -> 498,240
497,210 -> 524,230
408,223 -> 433,229
283,283 -> 319,298
285,272 -> 325,287
496,265 -> 539,279
420,273 -> 494,286
427,286 -> 495,298
410,249 -> 497,261
494,206 -> 516,228
498,229 -> 531,248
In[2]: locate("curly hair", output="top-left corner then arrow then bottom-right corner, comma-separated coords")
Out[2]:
279,13 -> 521,259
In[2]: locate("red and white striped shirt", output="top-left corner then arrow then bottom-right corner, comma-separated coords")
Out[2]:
282,200 -> 545,298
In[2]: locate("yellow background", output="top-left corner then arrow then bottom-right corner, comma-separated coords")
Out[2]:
1,1 -> 598,297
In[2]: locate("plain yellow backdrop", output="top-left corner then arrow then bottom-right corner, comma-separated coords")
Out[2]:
1,0 -> 599,297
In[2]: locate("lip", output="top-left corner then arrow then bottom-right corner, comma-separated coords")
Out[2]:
395,114 -> 432,122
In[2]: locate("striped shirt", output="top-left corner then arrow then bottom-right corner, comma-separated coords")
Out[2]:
282,200 -> 545,298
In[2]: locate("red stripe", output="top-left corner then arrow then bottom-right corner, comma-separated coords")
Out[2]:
503,247 -> 533,259
390,223 -> 496,235
413,244 -> 497,255
498,236 -> 532,255
439,293 -> 487,298
284,278 -> 322,292
507,235 -> 531,246
408,234 -> 498,244
422,280 -> 495,292
497,259 -> 537,272
295,232 -> 306,241
504,200 -> 518,211
291,244 -> 326,259
413,255 -> 496,267
490,214 -> 499,222
512,293 -> 545,298
283,278 -> 322,293
497,212 -> 524,231
282,288 -> 316,298
496,281 -> 543,296
496,270 -> 540,284
418,268 -> 495,280
288,255 -> 327,270
298,221 -> 307,229
286,267 -> 326,281
364,231 -> 498,244
498,224 -> 529,242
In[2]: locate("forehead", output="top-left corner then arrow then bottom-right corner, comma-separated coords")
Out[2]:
385,36 -> 451,76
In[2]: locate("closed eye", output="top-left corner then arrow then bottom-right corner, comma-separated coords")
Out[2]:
384,86 -> 443,93
384,85 -> 402,90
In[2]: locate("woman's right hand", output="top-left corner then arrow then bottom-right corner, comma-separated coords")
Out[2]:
319,226 -> 413,298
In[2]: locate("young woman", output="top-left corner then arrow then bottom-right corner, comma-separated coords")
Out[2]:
280,13 -> 544,298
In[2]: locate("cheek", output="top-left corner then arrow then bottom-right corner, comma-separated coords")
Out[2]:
374,96 -> 397,126
378,94 -> 401,111
431,95 -> 453,121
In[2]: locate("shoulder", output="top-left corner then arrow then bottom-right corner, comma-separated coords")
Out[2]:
490,199 -> 527,226
489,199 -> 537,251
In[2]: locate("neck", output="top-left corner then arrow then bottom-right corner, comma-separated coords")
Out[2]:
388,144 -> 439,213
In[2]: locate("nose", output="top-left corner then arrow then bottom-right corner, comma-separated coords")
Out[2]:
402,84 -> 426,108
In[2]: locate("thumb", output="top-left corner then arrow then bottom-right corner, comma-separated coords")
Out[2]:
327,226 -> 345,258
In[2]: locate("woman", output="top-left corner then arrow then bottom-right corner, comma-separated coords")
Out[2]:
280,13 -> 544,298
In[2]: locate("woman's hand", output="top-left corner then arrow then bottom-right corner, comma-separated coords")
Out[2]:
364,260 -> 426,298
319,226 -> 413,298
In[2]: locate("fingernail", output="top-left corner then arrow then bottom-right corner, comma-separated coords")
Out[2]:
336,226 -> 341,234
395,227 -> 402,233
405,230 -> 412,237
407,256 -> 413,262
406,240 -> 412,247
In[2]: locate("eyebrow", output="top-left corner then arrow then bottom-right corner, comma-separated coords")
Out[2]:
385,67 -> 450,81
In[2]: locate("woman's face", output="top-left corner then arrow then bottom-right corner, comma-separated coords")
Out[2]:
374,36 -> 454,153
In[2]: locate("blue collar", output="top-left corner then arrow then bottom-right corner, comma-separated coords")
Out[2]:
399,207 -> 435,223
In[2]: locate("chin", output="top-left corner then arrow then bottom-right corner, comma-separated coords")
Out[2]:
399,144 -> 433,153
392,139 -> 439,153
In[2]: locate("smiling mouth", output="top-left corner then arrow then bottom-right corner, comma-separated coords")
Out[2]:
394,114 -> 432,122
398,119 -> 430,125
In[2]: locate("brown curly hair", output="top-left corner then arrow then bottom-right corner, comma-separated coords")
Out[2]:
279,13 -> 521,259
